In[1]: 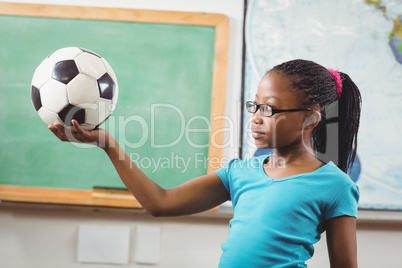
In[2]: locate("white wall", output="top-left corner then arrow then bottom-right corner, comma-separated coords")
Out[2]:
1,0 -> 402,267
2,205 -> 402,268
0,205 -> 231,268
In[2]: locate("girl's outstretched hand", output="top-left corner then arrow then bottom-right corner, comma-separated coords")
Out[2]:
48,120 -> 110,148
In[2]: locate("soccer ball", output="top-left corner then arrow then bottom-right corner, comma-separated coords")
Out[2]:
30,47 -> 118,131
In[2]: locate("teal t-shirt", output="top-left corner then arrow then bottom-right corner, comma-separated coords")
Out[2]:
215,155 -> 359,268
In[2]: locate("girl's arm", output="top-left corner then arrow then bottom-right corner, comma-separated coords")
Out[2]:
48,120 -> 230,217
325,216 -> 358,268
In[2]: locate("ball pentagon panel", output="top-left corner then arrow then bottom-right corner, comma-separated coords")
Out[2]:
52,60 -> 80,84
97,73 -> 116,100
31,85 -> 42,111
100,58 -> 119,104
58,104 -> 86,126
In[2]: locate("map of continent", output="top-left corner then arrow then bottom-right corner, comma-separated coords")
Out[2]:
366,0 -> 402,64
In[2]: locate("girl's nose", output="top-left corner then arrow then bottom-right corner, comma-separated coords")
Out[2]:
252,112 -> 263,124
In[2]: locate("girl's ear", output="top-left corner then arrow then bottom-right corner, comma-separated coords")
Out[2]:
303,111 -> 321,130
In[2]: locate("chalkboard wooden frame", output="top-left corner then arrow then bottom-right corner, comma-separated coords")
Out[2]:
0,2 -> 229,208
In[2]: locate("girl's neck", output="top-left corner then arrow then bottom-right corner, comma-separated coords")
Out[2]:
264,149 -> 325,179
270,144 -> 319,167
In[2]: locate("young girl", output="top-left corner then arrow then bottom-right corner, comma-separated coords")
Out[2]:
49,59 -> 361,268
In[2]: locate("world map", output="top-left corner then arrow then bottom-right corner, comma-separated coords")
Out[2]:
242,0 -> 402,210
367,0 -> 402,64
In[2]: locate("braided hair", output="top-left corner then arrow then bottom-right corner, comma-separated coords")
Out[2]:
269,59 -> 362,173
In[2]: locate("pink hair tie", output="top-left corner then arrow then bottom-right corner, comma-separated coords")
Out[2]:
327,68 -> 343,99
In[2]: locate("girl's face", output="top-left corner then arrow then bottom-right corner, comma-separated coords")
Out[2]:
251,71 -> 310,149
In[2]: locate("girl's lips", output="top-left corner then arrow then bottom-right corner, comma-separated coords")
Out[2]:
251,129 -> 265,139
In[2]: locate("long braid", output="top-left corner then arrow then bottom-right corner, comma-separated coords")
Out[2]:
338,72 -> 361,172
269,59 -> 362,173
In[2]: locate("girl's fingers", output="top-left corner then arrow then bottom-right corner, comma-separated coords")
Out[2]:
54,123 -> 64,133
72,120 -> 85,135
48,125 -> 56,134
48,125 -> 61,139
49,121 -> 97,144
70,120 -> 91,143
53,123 -> 69,141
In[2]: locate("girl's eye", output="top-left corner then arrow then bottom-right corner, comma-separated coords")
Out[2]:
262,104 -> 273,110
260,105 -> 272,116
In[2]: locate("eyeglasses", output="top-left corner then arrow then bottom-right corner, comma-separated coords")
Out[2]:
246,101 -> 314,117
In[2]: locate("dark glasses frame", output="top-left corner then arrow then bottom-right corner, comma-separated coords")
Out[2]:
246,101 -> 315,117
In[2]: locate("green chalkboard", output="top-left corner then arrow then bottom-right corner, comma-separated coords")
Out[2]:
0,4 -> 228,196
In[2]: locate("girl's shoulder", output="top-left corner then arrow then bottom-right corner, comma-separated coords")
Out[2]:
321,161 -> 356,184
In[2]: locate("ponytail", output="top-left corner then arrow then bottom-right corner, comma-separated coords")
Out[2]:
337,72 -> 361,172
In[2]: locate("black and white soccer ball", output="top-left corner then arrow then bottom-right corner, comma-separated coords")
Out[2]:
30,47 -> 118,130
